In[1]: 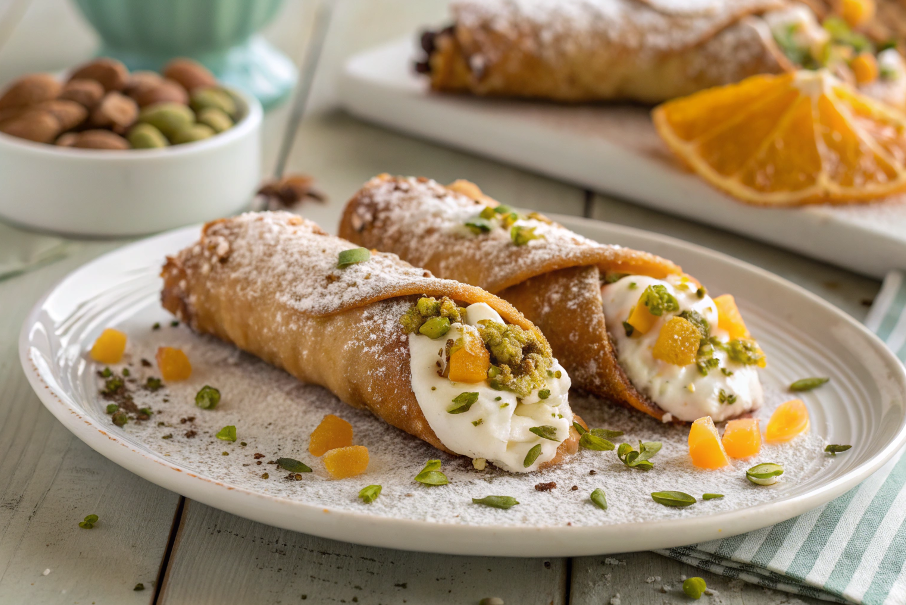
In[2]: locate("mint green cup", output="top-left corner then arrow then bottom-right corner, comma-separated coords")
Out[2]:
72,0 -> 296,109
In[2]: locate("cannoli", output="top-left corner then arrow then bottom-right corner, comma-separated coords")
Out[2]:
416,0 -> 807,104
161,212 -> 581,473
340,176 -> 765,423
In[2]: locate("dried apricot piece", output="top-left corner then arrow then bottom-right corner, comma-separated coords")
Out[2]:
156,346 -> 192,381
323,445 -> 369,479
714,295 -> 750,340
766,399 -> 810,443
722,418 -> 762,458
652,317 -> 700,366
90,328 -> 127,364
688,416 -> 731,469
448,334 -> 490,383
309,414 -> 354,457
841,0 -> 875,28
626,298 -> 658,335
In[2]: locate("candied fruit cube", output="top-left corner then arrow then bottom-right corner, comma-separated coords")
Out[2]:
652,316 -> 700,366
766,399 -> 810,443
90,328 -> 127,364
851,53 -> 879,84
722,418 -> 762,458
626,298 -> 658,335
841,0 -> 875,28
688,416 -> 730,469
309,414 -> 354,457
156,346 -> 192,381
714,295 -> 750,340
323,445 -> 369,479
448,334 -> 490,383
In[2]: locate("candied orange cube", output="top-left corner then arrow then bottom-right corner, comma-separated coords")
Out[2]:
627,298 -> 658,335
714,294 -> 750,340
652,317 -> 700,366
309,414 -> 354,457
851,53 -> 879,84
842,0 -> 875,28
448,334 -> 490,383
688,416 -> 731,469
323,445 -> 369,479
766,399 -> 810,443
156,346 -> 192,381
90,328 -> 127,364
722,418 -> 762,458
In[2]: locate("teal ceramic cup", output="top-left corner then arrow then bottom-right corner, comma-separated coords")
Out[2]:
72,0 -> 297,109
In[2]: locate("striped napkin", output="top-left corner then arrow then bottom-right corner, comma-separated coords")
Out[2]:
656,271 -> 906,605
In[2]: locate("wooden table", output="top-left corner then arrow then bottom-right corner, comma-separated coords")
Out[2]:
0,1 -> 881,603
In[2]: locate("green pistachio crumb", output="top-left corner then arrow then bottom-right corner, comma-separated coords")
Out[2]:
523,444 -> 542,468
216,425 -> 237,442
358,485 -> 382,503
195,385 -> 221,409
683,577 -> 707,599
337,247 -> 371,268
472,495 -> 518,509
277,458 -> 312,473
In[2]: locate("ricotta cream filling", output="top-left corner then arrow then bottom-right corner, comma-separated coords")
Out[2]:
601,276 -> 763,422
409,303 -> 573,473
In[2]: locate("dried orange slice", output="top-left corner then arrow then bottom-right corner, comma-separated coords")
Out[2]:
653,69 -> 906,205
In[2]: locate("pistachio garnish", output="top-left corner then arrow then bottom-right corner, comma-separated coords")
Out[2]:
358,485 -> 382,503
419,316 -> 450,339
523,444 -> 542,468
277,458 -> 311,473
790,377 -> 830,391
415,459 -> 449,485
617,441 -> 661,470
448,392 -> 479,414
529,425 -> 558,441
472,495 -> 519,509
590,488 -> 608,511
702,493 -> 724,500
651,491 -> 696,507
746,462 -> 783,485
337,247 -> 370,268
825,444 -> 852,455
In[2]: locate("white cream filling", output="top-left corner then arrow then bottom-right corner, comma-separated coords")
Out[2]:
601,276 -> 763,422
408,303 -> 573,473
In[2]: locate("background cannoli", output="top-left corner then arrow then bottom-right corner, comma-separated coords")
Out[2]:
161,212 -> 581,472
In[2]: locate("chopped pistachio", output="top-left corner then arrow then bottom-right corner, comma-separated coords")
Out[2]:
538,389 -> 551,400
580,433 -> 614,451
510,225 -> 542,246
696,286 -> 707,299
105,403 -> 119,414
415,459 -> 449,485
679,309 -> 710,341
651,491 -> 696,507
78,514 -> 99,529
617,441 -> 661,470
472,418 -> 484,426
746,462 -> 783,485
523,444 -> 542,468
144,377 -> 163,391
449,392 -> 479,414
590,488 -> 608,511
472,495 -> 518,509
277,458 -> 312,473
337,247 -> 371,268
639,284 -> 679,316
825,444 -> 852,455
216,425 -> 237,442
465,217 -> 493,234
703,493 -> 724,500
479,206 -> 496,220
419,316 -> 450,339
790,377 -> 830,392
195,385 -> 221,409
623,321 -> 635,337
111,411 -> 128,427
683,577 -> 707,600
358,485 -> 382,503
727,338 -> 764,366
529,425 -> 558,441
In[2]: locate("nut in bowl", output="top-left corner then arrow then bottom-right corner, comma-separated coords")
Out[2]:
0,57 -> 262,237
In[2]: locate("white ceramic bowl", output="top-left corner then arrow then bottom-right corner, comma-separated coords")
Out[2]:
0,86 -> 262,237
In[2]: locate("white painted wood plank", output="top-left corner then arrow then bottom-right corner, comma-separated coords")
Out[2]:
590,194 -> 881,320
0,244 -> 182,603
571,552 -> 824,605
159,500 -> 566,605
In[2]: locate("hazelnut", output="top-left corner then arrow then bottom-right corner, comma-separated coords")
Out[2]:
56,132 -> 79,147
59,78 -> 104,110
123,70 -> 163,98
0,110 -> 62,143
162,58 -> 216,93
34,99 -> 88,131
0,74 -> 61,111
132,79 -> 188,107
70,129 -> 130,150
68,58 -> 129,92
90,92 -> 138,133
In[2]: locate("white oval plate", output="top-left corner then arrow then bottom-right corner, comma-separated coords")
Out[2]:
19,216 -> 906,557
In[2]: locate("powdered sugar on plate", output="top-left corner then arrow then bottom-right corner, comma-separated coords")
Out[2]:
101,320 -> 829,528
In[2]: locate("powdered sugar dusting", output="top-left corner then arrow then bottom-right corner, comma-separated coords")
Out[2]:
104,322 -> 829,528
451,0 -> 785,57
344,176 -> 679,294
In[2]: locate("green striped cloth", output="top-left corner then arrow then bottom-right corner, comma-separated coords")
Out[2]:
656,271 -> 906,605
